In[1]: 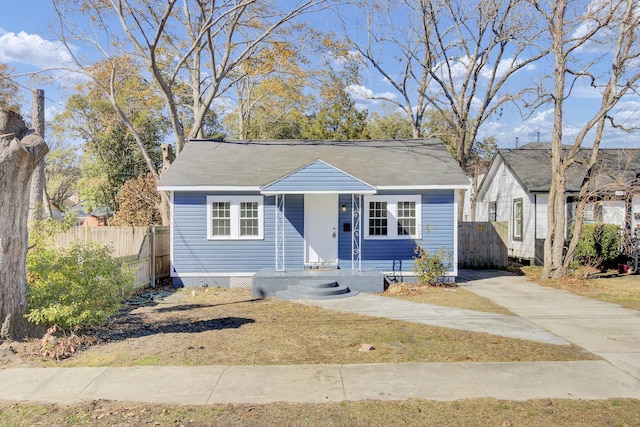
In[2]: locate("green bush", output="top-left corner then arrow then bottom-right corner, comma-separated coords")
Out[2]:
26,241 -> 136,331
412,245 -> 451,285
573,223 -> 621,268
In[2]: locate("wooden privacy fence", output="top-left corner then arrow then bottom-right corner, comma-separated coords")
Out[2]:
53,226 -> 170,288
458,221 -> 508,269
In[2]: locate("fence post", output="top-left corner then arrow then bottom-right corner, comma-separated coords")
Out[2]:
150,226 -> 156,288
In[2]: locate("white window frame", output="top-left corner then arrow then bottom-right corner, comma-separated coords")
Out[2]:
206,195 -> 264,240
363,195 -> 422,240
513,198 -> 523,241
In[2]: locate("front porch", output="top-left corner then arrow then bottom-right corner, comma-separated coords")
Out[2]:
252,268 -> 386,298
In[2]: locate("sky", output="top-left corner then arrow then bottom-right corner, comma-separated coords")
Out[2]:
1,0 -> 639,150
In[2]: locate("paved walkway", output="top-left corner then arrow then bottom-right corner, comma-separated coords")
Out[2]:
0,270 -> 639,405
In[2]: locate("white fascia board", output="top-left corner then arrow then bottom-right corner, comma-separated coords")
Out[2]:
261,189 -> 377,196
158,186 -> 262,192
376,185 -> 470,190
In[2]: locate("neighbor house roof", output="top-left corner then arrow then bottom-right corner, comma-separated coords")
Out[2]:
488,143 -> 640,194
157,139 -> 469,190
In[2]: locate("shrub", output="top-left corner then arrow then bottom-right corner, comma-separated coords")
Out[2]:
26,241 -> 136,331
412,245 -> 451,285
573,223 -> 621,269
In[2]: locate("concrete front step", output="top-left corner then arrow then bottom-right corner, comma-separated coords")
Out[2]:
276,279 -> 359,301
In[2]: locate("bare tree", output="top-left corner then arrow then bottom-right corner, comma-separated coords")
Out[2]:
55,0 -> 330,150
341,0 -> 546,168
54,0 -> 331,224
530,0 -> 640,279
0,111 -> 49,341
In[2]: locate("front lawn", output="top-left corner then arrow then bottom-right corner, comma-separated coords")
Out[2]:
522,266 -> 640,310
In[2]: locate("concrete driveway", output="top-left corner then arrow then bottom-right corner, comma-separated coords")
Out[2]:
458,269 -> 640,380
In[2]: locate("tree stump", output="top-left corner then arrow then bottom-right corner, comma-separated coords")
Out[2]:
0,111 -> 49,340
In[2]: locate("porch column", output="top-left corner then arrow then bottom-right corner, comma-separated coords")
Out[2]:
352,194 -> 362,271
275,194 -> 285,271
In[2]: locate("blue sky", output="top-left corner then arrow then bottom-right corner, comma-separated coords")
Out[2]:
2,1 -> 639,149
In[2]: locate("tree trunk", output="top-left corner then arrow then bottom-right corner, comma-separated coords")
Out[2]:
28,90 -> 46,224
0,127 -> 49,341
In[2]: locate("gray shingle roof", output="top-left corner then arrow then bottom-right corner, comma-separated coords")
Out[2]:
158,139 -> 469,189
497,144 -> 640,193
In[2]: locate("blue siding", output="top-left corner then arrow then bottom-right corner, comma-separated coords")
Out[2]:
262,160 -> 375,193
172,192 -> 304,274
338,191 -> 455,273
173,190 -> 455,276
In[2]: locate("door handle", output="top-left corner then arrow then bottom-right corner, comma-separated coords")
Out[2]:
332,227 -> 336,238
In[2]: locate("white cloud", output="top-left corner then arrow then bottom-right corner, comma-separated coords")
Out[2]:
0,30 -> 73,69
45,104 -> 63,123
211,96 -> 234,115
347,84 -> 397,106
479,57 -> 537,80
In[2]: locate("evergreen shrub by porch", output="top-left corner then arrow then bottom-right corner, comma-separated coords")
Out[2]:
573,223 -> 621,268
412,245 -> 451,285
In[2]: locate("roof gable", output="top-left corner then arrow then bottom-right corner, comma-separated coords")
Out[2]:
261,160 -> 376,194
480,145 -> 640,194
157,139 -> 470,190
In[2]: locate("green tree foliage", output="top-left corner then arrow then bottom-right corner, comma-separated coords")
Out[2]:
0,63 -> 21,111
53,57 -> 168,213
303,74 -> 368,140
573,223 -> 622,269
111,174 -> 161,226
367,110 -> 413,140
26,219 -> 136,331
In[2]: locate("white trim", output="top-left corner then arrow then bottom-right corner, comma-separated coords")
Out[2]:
377,185 -> 470,190
172,271 -> 256,278
162,185 -> 470,192
363,195 -> 422,240
452,191 -> 459,277
261,189 -> 377,195
158,185 -> 262,192
169,191 -> 175,277
206,195 -> 264,240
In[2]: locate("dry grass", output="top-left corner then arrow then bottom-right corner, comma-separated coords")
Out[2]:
11,286 -> 594,368
383,282 -> 514,315
522,266 -> 640,310
1,398 -> 639,426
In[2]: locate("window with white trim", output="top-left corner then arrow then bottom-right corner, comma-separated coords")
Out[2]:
207,196 -> 264,240
513,198 -> 523,241
364,195 -> 421,239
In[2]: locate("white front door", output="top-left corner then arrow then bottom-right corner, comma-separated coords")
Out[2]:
304,194 -> 338,265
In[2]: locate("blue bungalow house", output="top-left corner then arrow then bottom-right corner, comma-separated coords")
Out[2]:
157,139 -> 469,296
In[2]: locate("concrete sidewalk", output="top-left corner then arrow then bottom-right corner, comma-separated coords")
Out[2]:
0,269 -> 639,405
1,361 -> 639,405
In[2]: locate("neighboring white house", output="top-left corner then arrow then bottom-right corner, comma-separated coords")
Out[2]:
476,143 -> 640,265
